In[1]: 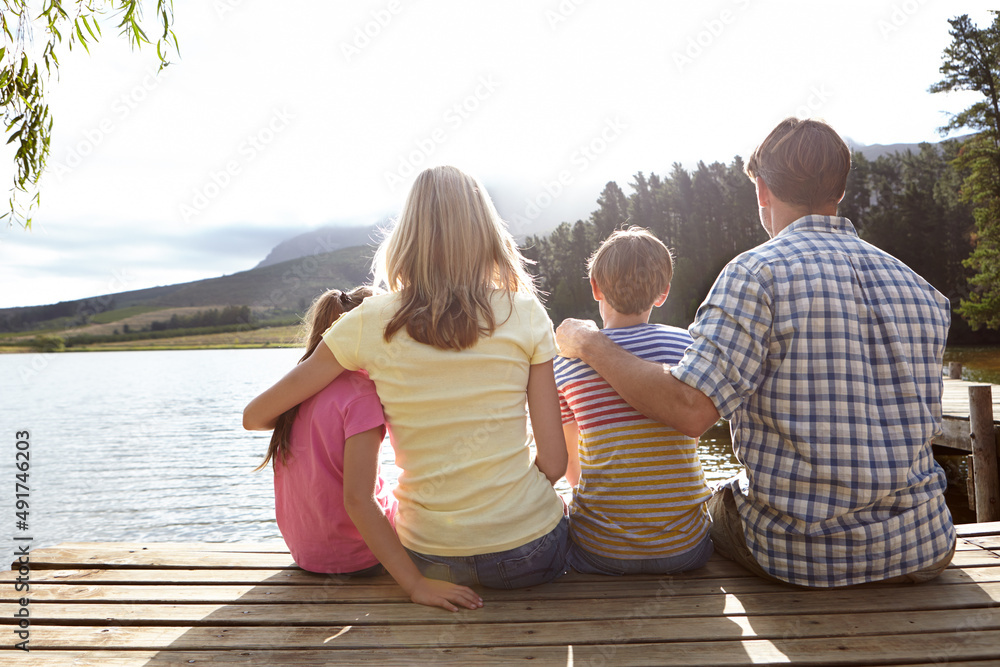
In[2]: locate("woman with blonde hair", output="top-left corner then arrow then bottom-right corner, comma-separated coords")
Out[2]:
245,166 -> 568,611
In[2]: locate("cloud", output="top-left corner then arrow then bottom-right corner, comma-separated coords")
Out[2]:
1,221 -> 310,307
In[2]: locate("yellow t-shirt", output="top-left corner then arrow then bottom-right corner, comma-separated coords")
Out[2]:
322,290 -> 565,556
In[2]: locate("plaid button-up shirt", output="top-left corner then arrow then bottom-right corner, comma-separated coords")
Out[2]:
673,215 -> 955,587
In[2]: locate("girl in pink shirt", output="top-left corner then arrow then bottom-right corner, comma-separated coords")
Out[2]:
256,286 -> 397,575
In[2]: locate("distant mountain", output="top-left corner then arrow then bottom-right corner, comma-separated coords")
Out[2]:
255,223 -> 384,269
846,134 -> 973,162
155,244 -> 375,309
848,139 -> 923,161
0,245 -> 375,330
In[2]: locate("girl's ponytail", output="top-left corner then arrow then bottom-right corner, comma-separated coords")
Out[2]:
255,285 -> 376,471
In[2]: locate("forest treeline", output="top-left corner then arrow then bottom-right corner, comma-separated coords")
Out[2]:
148,305 -> 252,332
522,140 -> 999,345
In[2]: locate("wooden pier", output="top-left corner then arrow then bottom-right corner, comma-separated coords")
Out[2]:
2,524 -> 999,666
0,376 -> 995,665
938,377 -> 1000,522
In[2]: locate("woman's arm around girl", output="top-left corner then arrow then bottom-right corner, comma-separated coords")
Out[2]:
342,427 -> 483,611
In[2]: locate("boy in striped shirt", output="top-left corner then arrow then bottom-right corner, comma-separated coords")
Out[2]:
554,227 -> 713,575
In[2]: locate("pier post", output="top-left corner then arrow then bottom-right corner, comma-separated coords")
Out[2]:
948,362 -> 963,379
969,385 -> 999,522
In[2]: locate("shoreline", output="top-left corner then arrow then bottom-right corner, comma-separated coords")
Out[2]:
0,323 -> 305,353
0,343 -> 301,354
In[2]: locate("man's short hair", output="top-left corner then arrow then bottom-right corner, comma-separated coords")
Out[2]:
588,227 -> 673,316
745,117 -> 851,209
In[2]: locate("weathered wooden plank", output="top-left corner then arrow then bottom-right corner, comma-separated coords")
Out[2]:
19,545 -> 751,572
0,559 -> 759,591
18,541 -> 997,572
23,607 -> 1000,650
21,660 -> 986,667
942,550 -> 999,567
19,547 -> 298,570
0,559 -> 960,587
952,537 -> 984,551
957,521 -> 1000,537
54,542 -> 290,553
14,552 -> 758,584
25,559 -> 1000,592
0,567 -> 318,585
942,378 -> 1000,419
6,563 -> 1000,606
8,630 -> 1000,666
936,417 -> 976,451
0,535 -> 985,586
5,582 -> 997,626
1,583 -> 408,604
966,535 -> 1000,551
1,579 -> 772,605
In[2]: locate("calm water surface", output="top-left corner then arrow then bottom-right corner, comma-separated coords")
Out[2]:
943,346 -> 1000,385
2,349 -> 305,549
6,346 -> 994,551
0,348 -> 739,550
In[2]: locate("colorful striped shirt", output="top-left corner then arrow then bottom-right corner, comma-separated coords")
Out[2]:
672,215 -> 955,587
555,324 -> 712,560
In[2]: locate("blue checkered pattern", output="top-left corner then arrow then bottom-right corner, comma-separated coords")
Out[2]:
672,215 -> 955,587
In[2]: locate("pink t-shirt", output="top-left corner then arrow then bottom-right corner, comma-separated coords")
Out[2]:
274,370 -> 397,573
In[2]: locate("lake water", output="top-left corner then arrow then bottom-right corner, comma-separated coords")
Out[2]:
0,348 -> 742,551
3,346 -> 995,552
943,346 -> 1000,385
2,349 -> 304,551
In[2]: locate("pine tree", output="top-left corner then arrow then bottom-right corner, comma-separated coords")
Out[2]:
591,182 -> 629,239
930,11 -> 1000,329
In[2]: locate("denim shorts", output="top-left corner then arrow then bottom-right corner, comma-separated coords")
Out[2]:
566,530 -> 713,576
405,516 -> 568,589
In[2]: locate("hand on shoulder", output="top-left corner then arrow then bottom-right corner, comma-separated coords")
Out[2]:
555,318 -> 600,359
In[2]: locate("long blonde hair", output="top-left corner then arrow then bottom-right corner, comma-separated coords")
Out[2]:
374,165 -> 536,350
255,285 -> 376,471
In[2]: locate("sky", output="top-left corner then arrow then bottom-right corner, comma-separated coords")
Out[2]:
0,0 -> 996,309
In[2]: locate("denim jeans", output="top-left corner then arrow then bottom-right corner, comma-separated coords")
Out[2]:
405,516 -> 569,589
566,531 -> 713,575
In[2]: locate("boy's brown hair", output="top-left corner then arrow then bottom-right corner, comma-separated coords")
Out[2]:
588,227 -> 673,316
745,117 -> 851,209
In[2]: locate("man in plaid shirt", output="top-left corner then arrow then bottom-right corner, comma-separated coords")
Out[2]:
555,118 -> 956,587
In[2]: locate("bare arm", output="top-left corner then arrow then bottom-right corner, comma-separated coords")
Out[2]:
562,421 -> 581,487
343,427 -> 483,612
527,360 -> 569,485
555,319 -> 720,438
243,342 -> 344,431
